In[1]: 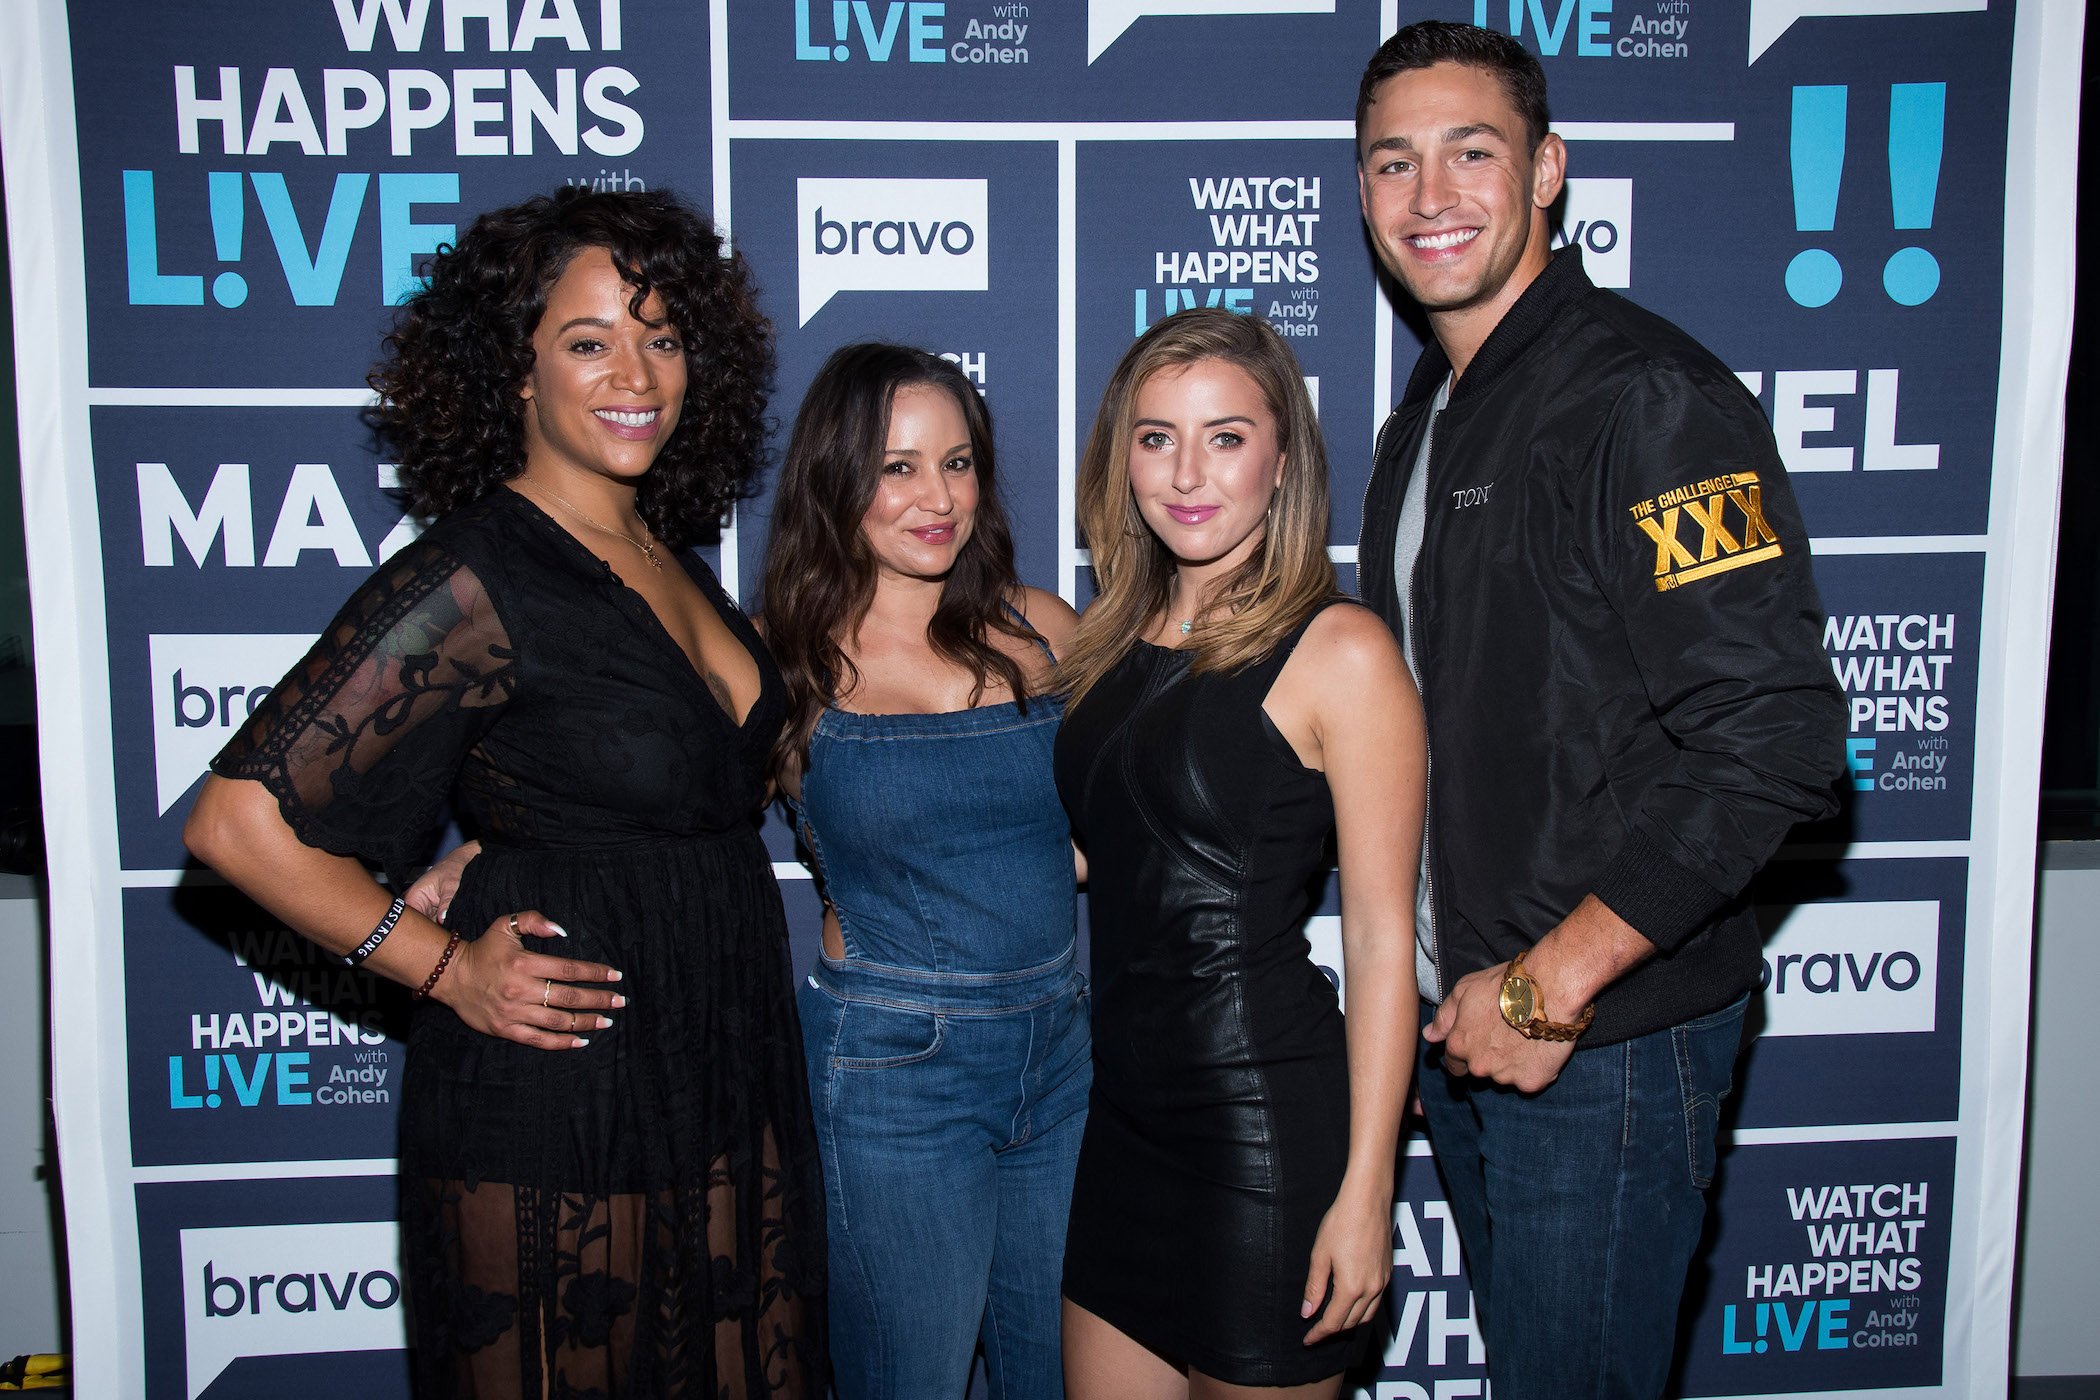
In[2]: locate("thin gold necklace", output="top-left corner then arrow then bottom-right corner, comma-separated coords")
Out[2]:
540,489 -> 662,573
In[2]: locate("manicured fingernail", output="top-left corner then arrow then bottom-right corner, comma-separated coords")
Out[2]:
548,922 -> 569,937
611,994 -> 627,1008
1301,1300 -> 1316,1318
572,1036 -> 591,1048
608,969 -> 623,982
595,1015 -> 614,1029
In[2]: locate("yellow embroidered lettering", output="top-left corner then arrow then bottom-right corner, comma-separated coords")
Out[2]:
1636,471 -> 1785,591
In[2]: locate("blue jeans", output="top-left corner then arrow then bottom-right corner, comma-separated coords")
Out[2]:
1416,994 -> 1748,1399
800,950 -> 1091,1400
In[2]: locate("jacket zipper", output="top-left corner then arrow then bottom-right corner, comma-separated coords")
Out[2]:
1378,397 -> 1449,1003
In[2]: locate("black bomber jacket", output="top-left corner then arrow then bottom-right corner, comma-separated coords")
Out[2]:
1359,248 -> 1848,1046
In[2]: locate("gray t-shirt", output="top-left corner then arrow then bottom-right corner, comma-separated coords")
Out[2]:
1392,378 -> 1450,1001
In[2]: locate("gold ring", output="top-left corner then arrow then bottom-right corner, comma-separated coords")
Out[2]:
542,979 -> 552,1008
507,914 -> 521,936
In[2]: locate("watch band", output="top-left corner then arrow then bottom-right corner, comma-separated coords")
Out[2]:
1503,950 -> 1596,1042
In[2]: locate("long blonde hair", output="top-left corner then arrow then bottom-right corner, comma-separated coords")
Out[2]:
1059,308 -> 1336,709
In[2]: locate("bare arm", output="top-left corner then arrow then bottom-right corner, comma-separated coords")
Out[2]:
186,777 -> 622,1049
1268,605 -> 1424,1344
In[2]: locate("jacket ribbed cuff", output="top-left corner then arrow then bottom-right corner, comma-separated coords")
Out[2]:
1591,826 -> 1730,954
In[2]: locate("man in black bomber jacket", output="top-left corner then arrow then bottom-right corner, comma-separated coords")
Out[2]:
1353,22 -> 1847,1397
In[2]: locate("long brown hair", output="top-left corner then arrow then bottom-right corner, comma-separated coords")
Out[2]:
759,344 -> 1034,781
1058,308 -> 1336,709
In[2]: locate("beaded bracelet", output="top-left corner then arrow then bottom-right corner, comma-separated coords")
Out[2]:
344,897 -> 407,967
414,931 -> 464,1000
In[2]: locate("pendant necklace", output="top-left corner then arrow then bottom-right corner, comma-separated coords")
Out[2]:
540,489 -> 663,573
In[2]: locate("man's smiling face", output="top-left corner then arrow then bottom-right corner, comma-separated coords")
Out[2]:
1357,60 -> 1565,323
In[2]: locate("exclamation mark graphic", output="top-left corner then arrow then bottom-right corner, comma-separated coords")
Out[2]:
202,1055 -> 222,1109
1885,83 -> 1945,306
1785,85 -> 1847,309
832,0 -> 850,59
208,171 -> 247,308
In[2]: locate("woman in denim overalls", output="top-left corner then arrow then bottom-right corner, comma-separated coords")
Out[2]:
761,344 -> 1090,1400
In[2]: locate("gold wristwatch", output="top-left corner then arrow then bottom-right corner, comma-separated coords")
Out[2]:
1498,950 -> 1596,1042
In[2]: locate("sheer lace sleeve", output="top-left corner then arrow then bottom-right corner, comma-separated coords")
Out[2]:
211,535 -> 516,884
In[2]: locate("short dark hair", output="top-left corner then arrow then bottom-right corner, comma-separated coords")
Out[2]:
1355,20 -> 1552,152
368,186 -> 773,550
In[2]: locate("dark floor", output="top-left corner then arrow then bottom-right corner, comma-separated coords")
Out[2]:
2016,1378 -> 2100,1400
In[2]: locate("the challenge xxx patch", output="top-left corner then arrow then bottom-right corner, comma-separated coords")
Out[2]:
1629,471 -> 1783,591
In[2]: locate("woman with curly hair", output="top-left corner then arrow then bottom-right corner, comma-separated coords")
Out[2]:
184,186 -> 826,1399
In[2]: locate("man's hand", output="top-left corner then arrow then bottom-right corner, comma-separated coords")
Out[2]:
1424,896 -> 1655,1092
1423,963 -> 1575,1093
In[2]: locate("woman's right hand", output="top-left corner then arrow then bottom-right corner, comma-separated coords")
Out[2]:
431,909 -> 626,1050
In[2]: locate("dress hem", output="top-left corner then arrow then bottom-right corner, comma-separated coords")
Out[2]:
1059,1282 -> 1365,1388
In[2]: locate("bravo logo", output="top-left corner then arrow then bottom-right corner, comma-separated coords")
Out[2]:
181,1220 -> 405,1399
1554,178 -> 1631,288
151,634 -> 316,816
1754,900 -> 1937,1037
798,177 -> 987,326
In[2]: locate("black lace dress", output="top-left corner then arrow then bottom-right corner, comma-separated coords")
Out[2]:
211,488 -> 826,1399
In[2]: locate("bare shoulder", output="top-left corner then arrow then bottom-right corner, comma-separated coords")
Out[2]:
1014,585 -> 1080,651
1295,601 -> 1404,677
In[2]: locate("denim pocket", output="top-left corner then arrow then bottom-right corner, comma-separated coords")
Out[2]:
832,998 -> 946,1070
1672,994 -> 1748,1191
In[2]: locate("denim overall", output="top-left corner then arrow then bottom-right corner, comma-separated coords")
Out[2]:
795,681 -> 1090,1400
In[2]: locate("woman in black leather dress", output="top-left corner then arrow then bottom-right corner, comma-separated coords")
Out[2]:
185,189 -> 825,1398
1054,309 -> 1425,1398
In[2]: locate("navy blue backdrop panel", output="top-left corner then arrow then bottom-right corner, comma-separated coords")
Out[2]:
137,1175 -> 410,1400
72,0 -> 712,388
97,405 -> 411,868
124,883 -> 410,1169
1737,857 -> 1968,1130
1806,551 -> 1985,843
726,4 -> 1387,122
1678,1137 -> 1959,1395
1079,138 -> 1383,544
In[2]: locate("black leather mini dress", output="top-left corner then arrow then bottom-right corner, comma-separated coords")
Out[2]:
1054,602 -> 1372,1386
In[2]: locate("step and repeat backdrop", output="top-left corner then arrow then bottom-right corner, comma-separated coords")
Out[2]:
0,0 -> 2080,1396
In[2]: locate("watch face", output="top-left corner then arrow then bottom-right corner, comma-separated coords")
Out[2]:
1501,976 -> 1535,1026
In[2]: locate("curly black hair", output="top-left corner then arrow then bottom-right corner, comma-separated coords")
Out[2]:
368,186 -> 774,550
